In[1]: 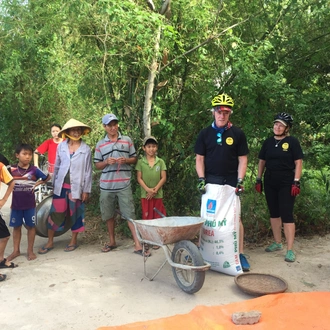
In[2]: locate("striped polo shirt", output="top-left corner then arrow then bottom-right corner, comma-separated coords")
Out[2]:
94,133 -> 137,192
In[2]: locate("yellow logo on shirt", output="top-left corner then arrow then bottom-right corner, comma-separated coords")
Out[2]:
282,143 -> 289,151
226,137 -> 234,145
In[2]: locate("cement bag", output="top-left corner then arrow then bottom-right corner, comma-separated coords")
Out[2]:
199,184 -> 243,276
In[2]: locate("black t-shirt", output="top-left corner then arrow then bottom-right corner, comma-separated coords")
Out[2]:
258,136 -> 303,171
0,153 -> 9,166
194,125 -> 249,177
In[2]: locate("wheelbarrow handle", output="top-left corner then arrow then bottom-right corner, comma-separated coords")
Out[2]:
115,209 -> 132,223
115,209 -> 133,222
115,210 -> 144,242
153,207 -> 166,218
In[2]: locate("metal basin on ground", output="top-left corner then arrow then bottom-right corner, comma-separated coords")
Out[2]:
35,195 -> 71,237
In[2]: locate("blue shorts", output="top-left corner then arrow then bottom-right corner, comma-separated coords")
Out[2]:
10,208 -> 36,228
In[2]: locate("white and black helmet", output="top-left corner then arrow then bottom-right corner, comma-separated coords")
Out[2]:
274,112 -> 293,128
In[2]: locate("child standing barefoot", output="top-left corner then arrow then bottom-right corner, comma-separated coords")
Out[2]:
7,144 -> 50,261
136,136 -> 167,250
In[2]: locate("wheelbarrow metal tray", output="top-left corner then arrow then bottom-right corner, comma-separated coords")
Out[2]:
133,216 -> 205,245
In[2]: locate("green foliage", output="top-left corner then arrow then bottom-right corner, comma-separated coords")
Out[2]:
1,0 -> 330,239
240,190 -> 271,243
294,169 -> 330,234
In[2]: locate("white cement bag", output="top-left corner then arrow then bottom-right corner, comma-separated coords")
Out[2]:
200,183 -> 243,276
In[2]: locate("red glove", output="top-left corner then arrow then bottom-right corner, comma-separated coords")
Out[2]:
291,181 -> 300,196
255,178 -> 263,194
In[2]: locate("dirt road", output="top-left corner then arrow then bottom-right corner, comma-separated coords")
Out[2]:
0,187 -> 329,330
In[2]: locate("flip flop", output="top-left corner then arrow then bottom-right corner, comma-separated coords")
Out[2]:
152,245 -> 161,250
0,259 -> 18,268
101,244 -> 118,253
38,246 -> 54,255
0,274 -> 6,282
134,250 -> 151,257
64,244 -> 78,252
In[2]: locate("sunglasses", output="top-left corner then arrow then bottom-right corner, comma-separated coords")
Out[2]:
217,132 -> 222,145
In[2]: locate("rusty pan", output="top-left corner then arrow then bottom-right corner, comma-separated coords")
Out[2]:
133,216 -> 205,245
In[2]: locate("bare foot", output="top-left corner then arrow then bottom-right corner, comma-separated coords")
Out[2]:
27,252 -> 37,261
6,251 -> 20,262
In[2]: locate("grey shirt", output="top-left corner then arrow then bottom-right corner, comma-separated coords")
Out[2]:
52,140 -> 92,199
94,132 -> 136,192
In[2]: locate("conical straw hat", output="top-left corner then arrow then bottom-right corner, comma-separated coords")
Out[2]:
58,118 -> 92,138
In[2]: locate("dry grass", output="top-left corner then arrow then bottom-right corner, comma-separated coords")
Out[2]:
81,212 -> 108,245
81,211 -> 130,247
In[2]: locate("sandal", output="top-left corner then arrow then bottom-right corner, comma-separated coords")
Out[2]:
0,259 -> 18,269
38,246 -> 54,255
64,244 -> 79,252
0,274 -> 6,282
101,244 -> 118,253
134,249 -> 151,257
152,245 -> 160,250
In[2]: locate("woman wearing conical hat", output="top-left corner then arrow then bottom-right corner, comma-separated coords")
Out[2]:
38,119 -> 92,254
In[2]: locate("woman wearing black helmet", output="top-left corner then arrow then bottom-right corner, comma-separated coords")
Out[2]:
255,113 -> 303,263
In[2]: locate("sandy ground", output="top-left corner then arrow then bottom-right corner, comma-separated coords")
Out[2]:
0,186 -> 329,330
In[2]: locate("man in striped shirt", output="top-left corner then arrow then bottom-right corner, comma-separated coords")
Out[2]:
94,114 -> 150,257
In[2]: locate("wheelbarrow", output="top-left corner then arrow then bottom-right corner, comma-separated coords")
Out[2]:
120,213 -> 211,294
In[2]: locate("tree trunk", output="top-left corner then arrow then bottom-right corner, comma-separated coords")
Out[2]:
143,27 -> 161,137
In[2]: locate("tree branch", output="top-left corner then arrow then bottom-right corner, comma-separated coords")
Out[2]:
159,18 -> 250,72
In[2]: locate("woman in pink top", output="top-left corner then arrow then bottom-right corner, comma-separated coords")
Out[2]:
34,124 -> 63,174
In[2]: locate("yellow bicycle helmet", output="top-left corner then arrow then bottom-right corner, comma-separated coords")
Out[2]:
211,93 -> 234,108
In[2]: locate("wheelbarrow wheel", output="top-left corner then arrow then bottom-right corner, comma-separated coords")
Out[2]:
171,240 -> 205,294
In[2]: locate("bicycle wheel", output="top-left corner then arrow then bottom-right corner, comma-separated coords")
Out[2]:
171,240 -> 206,294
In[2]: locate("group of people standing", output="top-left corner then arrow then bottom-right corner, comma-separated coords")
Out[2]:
195,93 -> 303,270
0,113 -> 168,283
0,94 -> 303,282
34,115 -> 167,258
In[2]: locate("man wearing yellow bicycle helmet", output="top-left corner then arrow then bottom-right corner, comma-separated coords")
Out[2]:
194,93 -> 250,271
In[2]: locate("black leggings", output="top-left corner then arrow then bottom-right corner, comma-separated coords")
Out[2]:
264,170 -> 295,223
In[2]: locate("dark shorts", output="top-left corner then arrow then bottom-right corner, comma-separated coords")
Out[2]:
0,214 -> 10,238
